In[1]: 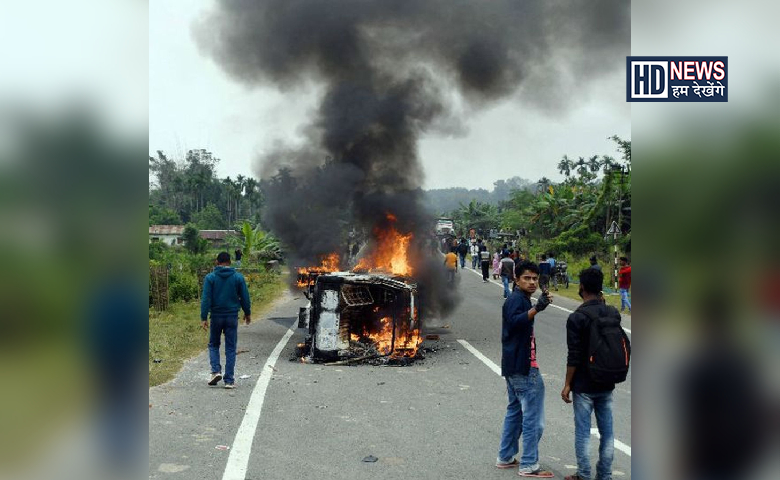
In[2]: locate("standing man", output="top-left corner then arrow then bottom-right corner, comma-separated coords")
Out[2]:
538,254 -> 552,292
561,268 -> 618,480
500,252 -> 515,299
234,248 -> 243,267
471,241 -> 480,269
547,253 -> 557,291
496,261 -> 554,477
618,257 -> 631,313
589,255 -> 601,271
201,252 -> 252,389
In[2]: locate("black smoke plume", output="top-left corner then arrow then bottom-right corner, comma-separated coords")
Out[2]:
194,0 -> 629,317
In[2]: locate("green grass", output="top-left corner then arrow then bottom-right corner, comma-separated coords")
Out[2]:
551,282 -> 630,315
149,270 -> 287,386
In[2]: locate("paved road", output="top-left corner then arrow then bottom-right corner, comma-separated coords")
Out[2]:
149,266 -> 631,479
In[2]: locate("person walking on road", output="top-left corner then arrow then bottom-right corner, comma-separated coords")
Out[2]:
234,248 -> 243,267
560,268 -> 619,480
618,257 -> 631,313
496,261 -> 554,477
479,244 -> 491,282
444,247 -> 458,284
492,247 -> 501,280
201,252 -> 252,389
500,252 -> 516,299
471,241 -> 480,269
457,238 -> 469,269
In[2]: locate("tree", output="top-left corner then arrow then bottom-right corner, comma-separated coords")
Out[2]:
238,221 -> 282,262
183,224 -> 208,254
557,155 -> 574,178
149,205 -> 181,226
192,203 -> 226,230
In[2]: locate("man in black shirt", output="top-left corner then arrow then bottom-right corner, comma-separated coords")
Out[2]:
561,268 -> 617,480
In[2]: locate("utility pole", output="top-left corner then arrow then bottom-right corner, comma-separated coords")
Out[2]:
607,220 -> 621,289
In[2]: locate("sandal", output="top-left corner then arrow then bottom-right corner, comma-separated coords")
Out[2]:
496,458 -> 520,469
518,469 -> 554,478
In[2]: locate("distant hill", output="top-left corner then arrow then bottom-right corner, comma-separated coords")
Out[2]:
423,176 -> 533,215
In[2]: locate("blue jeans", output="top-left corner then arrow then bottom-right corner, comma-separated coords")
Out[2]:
459,253 -> 466,268
472,255 -> 478,269
498,368 -> 546,467
619,288 -> 631,311
501,275 -> 511,297
208,315 -> 238,384
573,391 -> 614,480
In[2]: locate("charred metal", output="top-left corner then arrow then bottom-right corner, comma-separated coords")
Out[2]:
298,272 -> 422,364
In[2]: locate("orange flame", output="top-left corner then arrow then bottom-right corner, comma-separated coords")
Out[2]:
350,316 -> 421,357
296,253 -> 341,288
353,215 -> 413,276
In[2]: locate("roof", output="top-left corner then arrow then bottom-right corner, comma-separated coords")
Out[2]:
199,230 -> 238,240
149,225 -> 185,235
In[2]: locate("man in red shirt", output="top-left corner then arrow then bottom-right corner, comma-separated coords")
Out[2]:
618,256 -> 631,313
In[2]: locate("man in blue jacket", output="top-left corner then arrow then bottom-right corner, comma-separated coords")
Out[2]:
201,251 -> 252,389
496,260 -> 554,477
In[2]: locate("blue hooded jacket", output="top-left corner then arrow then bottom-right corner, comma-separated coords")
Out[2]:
200,266 -> 251,320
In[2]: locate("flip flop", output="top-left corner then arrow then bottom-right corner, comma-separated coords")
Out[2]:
496,459 -> 520,469
518,469 -> 554,478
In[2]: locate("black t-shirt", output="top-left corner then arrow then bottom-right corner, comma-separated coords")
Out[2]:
235,250 -> 243,261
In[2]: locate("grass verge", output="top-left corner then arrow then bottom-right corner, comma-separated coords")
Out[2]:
549,282 -> 631,315
149,270 -> 287,387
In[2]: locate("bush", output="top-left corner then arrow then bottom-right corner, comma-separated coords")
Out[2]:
168,269 -> 199,303
548,227 -> 604,256
149,241 -> 168,260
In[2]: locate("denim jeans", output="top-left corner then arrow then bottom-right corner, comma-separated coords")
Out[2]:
498,368 -> 546,467
472,254 -> 478,269
573,391 -> 614,480
208,315 -> 239,384
459,253 -> 466,268
619,288 -> 631,311
502,275 -> 511,298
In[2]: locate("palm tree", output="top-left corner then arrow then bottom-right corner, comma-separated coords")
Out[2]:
557,155 -> 574,178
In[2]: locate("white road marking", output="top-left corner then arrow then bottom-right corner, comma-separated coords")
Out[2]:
591,428 -> 632,457
457,338 -> 632,457
463,267 -> 631,334
222,328 -> 295,480
456,339 -> 501,376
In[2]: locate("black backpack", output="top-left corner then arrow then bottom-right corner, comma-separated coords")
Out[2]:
578,305 -> 631,384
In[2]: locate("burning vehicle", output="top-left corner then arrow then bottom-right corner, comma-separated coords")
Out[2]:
298,271 -> 421,363
295,218 -> 424,364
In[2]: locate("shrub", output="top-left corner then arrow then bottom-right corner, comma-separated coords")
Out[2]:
168,269 -> 199,303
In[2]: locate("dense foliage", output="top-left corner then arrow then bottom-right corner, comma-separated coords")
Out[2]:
149,149 -> 263,227
446,136 -> 631,259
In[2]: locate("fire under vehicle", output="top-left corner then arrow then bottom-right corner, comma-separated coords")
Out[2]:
297,270 -> 422,363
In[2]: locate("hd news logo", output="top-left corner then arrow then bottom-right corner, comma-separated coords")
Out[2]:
626,56 -> 728,102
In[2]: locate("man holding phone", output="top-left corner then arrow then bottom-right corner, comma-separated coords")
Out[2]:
496,260 -> 555,477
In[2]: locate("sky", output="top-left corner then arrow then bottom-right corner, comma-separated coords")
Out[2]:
150,0 -> 630,191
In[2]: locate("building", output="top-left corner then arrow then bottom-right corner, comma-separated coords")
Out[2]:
149,225 -> 185,246
149,225 -> 238,247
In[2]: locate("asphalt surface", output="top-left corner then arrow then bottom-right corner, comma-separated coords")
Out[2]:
149,265 -> 632,479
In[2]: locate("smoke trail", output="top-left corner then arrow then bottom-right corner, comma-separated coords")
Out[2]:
193,0 -> 629,315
